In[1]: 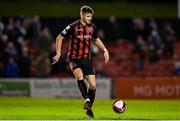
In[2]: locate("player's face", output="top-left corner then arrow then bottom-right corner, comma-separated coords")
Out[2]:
82,13 -> 92,24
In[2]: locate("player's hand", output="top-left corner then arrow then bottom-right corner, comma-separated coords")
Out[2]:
52,54 -> 60,65
104,49 -> 109,63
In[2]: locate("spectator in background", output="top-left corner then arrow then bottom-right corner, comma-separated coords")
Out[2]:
97,29 -> 108,44
18,44 -> 31,77
4,18 -> 15,44
106,15 -> 120,43
38,26 -> 52,52
129,18 -> 146,44
0,41 -> 13,65
161,22 -> 176,59
0,34 -> 8,54
13,19 -> 26,47
30,15 -> 41,46
4,57 -> 19,77
147,19 -> 162,62
23,17 -> 32,41
131,35 -> 147,69
6,41 -> 17,58
36,51 -> 50,77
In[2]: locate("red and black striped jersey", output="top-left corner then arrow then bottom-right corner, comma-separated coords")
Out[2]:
60,20 -> 98,60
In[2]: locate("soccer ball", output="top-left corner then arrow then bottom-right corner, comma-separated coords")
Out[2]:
112,99 -> 126,114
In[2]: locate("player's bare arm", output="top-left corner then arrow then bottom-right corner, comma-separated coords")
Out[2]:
94,37 -> 109,63
52,34 -> 64,64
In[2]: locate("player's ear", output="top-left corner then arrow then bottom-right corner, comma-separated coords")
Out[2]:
80,12 -> 83,18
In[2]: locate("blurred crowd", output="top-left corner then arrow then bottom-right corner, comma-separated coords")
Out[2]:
0,16 -> 179,78
128,18 -> 176,68
0,16 -> 53,77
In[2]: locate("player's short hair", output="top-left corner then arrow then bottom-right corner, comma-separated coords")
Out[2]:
80,5 -> 94,14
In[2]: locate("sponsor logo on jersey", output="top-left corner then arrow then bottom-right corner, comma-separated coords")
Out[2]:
77,35 -> 92,39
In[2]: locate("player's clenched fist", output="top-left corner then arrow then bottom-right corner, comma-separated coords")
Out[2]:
52,54 -> 60,65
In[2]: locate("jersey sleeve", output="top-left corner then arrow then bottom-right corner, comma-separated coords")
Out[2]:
92,25 -> 99,40
60,24 -> 73,38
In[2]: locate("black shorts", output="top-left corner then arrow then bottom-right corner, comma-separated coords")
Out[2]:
69,59 -> 95,76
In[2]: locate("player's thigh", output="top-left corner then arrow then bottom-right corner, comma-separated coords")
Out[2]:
86,75 -> 96,89
69,60 -> 84,80
72,68 -> 84,80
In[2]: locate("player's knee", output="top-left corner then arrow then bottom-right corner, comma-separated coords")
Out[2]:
73,69 -> 84,80
76,76 -> 84,80
89,83 -> 96,90
75,73 -> 84,80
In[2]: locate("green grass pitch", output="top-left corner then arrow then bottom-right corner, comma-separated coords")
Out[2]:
0,97 -> 179,120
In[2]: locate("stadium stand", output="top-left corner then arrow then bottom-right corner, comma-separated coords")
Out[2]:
0,17 -> 179,79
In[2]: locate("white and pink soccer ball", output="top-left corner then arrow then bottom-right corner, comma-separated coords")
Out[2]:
112,99 -> 126,114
